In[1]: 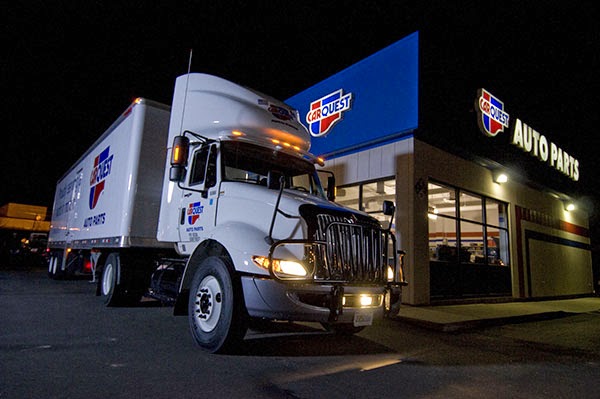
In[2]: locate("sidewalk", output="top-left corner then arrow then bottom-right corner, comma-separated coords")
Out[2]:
395,296 -> 600,331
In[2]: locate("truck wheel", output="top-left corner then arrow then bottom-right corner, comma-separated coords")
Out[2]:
47,253 -> 63,280
188,256 -> 247,353
101,253 -> 140,307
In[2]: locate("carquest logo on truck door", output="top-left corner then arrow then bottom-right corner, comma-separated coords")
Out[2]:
187,201 -> 204,224
89,146 -> 114,209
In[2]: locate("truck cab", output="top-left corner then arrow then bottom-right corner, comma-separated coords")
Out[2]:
155,74 -> 404,352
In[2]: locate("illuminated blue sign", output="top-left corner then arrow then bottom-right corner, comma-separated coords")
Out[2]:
287,31 -> 419,157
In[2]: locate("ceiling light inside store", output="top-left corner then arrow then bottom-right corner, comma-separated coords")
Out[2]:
428,207 -> 438,220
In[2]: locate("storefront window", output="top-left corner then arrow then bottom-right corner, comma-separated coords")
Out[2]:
459,192 -> 483,223
428,213 -> 457,261
336,178 -> 396,229
485,198 -> 508,229
484,198 -> 509,266
428,181 -> 510,266
427,182 -> 456,218
460,220 -> 485,264
336,185 -> 360,210
362,180 -> 395,228
428,182 -> 457,260
486,226 -> 508,266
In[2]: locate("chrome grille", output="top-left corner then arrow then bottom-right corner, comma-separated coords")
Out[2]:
315,214 -> 390,283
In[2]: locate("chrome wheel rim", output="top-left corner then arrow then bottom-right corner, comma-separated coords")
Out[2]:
102,263 -> 114,296
193,275 -> 223,333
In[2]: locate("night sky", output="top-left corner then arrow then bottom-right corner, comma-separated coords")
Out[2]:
3,1 -> 600,221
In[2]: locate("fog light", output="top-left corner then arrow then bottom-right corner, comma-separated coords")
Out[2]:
342,294 -> 382,308
360,295 -> 373,307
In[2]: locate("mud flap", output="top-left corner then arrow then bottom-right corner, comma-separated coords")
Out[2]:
385,283 -> 405,318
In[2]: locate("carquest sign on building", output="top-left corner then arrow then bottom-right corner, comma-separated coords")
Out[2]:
289,32 -> 418,157
287,31 -> 593,305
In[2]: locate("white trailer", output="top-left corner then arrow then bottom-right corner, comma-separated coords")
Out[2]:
48,98 -> 171,282
48,74 -> 405,353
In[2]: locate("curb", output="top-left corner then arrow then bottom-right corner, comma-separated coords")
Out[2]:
394,310 -> 573,332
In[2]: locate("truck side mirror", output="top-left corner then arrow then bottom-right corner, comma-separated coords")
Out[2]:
169,166 -> 186,182
326,175 -> 336,202
382,200 -> 395,232
318,170 -> 336,202
169,135 -> 189,183
383,200 -> 395,216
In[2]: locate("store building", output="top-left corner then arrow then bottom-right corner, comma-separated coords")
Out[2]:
286,32 -> 594,305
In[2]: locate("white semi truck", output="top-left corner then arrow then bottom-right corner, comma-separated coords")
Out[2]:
47,73 -> 405,352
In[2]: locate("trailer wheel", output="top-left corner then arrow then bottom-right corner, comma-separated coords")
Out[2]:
47,253 -> 63,280
101,253 -> 140,306
188,256 -> 247,353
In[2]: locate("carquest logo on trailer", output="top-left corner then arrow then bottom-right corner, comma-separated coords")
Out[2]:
89,146 -> 114,209
306,89 -> 352,137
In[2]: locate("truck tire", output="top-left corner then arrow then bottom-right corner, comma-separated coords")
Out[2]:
101,253 -> 141,307
188,256 -> 247,353
47,252 -> 63,280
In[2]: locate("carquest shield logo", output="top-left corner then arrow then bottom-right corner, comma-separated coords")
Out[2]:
476,88 -> 510,137
187,201 -> 204,224
306,89 -> 352,137
268,104 -> 295,121
88,146 -> 114,209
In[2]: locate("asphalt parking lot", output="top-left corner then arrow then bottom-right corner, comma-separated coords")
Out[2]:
2,266 -> 599,399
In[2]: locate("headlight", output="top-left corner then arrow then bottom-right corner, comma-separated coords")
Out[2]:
252,256 -> 307,277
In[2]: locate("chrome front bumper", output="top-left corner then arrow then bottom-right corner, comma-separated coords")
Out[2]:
241,276 -> 398,325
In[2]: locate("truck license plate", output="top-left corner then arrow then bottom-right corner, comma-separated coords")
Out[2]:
353,310 -> 373,327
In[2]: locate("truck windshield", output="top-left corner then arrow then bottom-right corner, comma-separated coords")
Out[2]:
221,141 -> 326,199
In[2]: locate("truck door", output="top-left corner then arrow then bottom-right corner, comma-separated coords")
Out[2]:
178,143 -> 219,243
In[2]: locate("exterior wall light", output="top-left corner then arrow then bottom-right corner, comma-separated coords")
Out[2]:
493,171 -> 508,184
